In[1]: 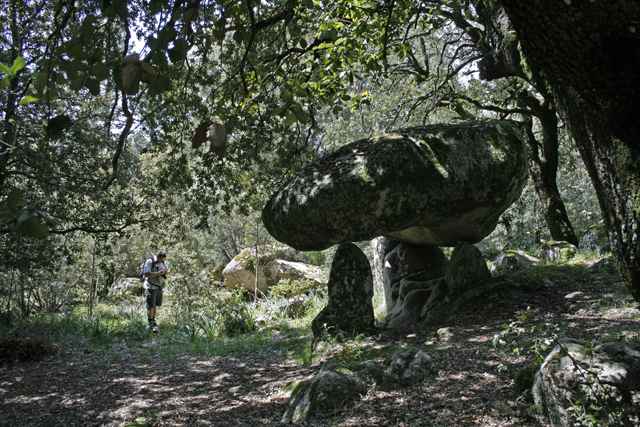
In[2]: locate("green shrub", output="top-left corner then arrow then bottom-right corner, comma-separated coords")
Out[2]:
269,278 -> 327,299
306,251 -> 328,266
0,336 -> 54,363
514,366 -> 536,393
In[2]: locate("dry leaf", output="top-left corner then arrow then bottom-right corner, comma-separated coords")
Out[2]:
140,62 -> 157,77
121,63 -> 137,89
192,120 -> 212,149
207,122 -> 227,159
123,53 -> 140,63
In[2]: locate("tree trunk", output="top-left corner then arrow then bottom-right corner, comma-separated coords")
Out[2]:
472,2 -> 579,246
492,0 -> 640,302
520,112 -> 578,246
555,83 -> 640,302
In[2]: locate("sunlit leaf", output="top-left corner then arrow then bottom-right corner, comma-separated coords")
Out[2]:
284,113 -> 297,127
18,95 -> 39,105
9,57 -> 25,74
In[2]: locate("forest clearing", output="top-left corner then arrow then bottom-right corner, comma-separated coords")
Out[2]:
2,253 -> 638,426
2,1 -> 640,426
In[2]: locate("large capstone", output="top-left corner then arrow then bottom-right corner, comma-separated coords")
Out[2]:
312,243 -> 375,338
262,120 -> 528,251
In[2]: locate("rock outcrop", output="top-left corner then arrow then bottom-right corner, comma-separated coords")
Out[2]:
445,242 -> 491,294
281,367 -> 365,424
537,241 -> 577,262
382,243 -> 447,310
222,245 -> 317,294
533,340 -> 640,427
263,120 -> 528,251
108,278 -> 143,297
490,250 -> 540,276
578,224 -> 610,254
312,244 -> 375,338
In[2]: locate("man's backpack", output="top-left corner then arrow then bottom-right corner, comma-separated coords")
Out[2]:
139,257 -> 158,283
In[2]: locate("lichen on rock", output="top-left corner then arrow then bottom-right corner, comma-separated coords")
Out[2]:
262,120 -> 528,251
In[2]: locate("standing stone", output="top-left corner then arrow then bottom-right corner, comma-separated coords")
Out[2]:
445,242 -> 491,294
312,244 -> 374,338
383,243 -> 447,310
372,237 -> 400,307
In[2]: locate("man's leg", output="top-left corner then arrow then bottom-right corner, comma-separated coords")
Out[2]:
146,289 -> 158,332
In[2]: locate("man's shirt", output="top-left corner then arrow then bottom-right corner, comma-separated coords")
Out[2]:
143,257 -> 168,289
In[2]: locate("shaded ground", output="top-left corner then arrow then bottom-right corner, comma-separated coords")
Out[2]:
1,258 -> 638,426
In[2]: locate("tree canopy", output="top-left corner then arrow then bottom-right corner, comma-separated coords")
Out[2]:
2,0 -> 639,301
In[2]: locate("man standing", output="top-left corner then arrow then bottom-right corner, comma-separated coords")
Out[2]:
143,250 -> 169,332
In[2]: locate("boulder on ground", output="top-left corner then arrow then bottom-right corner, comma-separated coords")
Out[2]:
533,340 -> 640,427
109,278 -> 143,297
389,348 -> 437,387
537,240 -> 577,262
275,260 -> 324,285
222,245 -> 312,294
445,242 -> 491,294
263,120 -> 528,251
490,250 -> 540,276
312,244 -> 375,338
383,243 -> 447,311
281,367 -> 365,424
578,223 -> 610,254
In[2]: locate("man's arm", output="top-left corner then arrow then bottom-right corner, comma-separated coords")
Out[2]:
144,270 -> 165,278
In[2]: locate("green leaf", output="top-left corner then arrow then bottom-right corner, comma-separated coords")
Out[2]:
80,15 -> 97,39
0,75 -> 11,89
13,209 -> 29,232
5,188 -> 24,210
34,72 -> 48,94
281,89 -> 294,103
23,217 -> 48,239
284,113 -> 297,127
9,57 -> 25,74
85,78 -> 100,95
0,64 -> 10,74
18,95 -> 39,105
43,115 -> 72,138
168,39 -> 188,63
294,109 -> 308,124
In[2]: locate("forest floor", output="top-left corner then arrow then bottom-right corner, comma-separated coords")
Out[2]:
1,256 -> 639,427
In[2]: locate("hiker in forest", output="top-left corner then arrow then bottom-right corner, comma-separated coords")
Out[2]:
142,250 -> 170,332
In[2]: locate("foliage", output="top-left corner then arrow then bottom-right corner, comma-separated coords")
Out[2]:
0,335 -> 53,363
269,278 -> 327,299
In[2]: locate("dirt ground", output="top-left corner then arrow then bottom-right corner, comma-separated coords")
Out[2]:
1,259 -> 638,427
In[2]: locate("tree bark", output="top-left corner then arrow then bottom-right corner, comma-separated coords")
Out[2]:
472,3 -> 579,246
493,0 -> 640,302
519,104 -> 578,246
555,83 -> 640,302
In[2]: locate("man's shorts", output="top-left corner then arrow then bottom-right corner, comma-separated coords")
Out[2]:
145,288 -> 163,309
